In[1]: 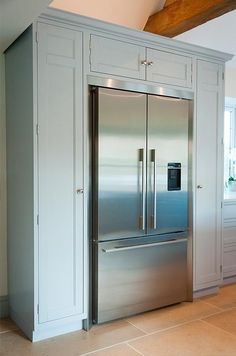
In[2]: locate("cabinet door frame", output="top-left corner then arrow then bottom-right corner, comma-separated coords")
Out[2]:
90,35 -> 146,80
37,22 -> 84,324
194,59 -> 224,291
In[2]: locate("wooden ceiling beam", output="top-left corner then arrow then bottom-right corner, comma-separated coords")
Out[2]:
144,0 -> 236,37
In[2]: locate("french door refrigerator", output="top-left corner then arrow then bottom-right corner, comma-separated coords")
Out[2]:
91,86 -> 193,324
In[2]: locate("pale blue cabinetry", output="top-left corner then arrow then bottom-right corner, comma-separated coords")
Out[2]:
5,8 -> 232,341
90,35 -> 192,88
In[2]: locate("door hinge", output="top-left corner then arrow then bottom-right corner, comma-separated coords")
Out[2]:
220,265 -> 223,273
37,214 -> 39,225
37,304 -> 39,314
222,72 -> 225,81
36,124 -> 39,135
35,31 -> 38,43
221,202 -> 223,209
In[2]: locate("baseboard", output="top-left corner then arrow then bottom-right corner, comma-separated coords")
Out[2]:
0,296 -> 9,318
33,320 -> 83,342
222,275 -> 236,286
193,286 -> 219,299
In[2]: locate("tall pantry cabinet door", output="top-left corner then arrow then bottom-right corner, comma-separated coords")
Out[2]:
37,23 -> 84,323
195,60 -> 223,290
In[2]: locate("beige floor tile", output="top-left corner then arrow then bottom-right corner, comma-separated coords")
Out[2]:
201,284 -> 236,310
127,300 -> 220,333
129,320 -> 236,356
203,308 -> 236,336
82,344 -> 141,356
0,318 -> 18,333
0,320 -> 144,356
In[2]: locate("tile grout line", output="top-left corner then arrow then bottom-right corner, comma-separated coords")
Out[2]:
79,341 -> 126,356
199,300 -> 225,311
200,318 -> 236,341
126,342 -> 145,355
79,328 -> 150,356
126,320 -> 149,335
81,313 -> 236,356
0,328 -> 18,335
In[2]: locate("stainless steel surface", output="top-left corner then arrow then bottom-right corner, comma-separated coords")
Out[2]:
150,149 -> 157,229
102,238 -> 187,253
96,88 -> 147,241
139,148 -> 146,230
87,76 -> 194,100
147,94 -> 190,235
197,185 -> 203,189
96,234 -> 188,323
91,85 -> 193,324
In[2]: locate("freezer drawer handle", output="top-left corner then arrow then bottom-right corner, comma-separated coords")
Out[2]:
139,148 -> 146,230
102,238 -> 187,253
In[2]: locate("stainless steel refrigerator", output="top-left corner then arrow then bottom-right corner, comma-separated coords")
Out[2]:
91,86 -> 193,324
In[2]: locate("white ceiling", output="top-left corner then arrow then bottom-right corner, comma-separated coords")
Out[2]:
175,10 -> 236,68
50,0 -> 165,30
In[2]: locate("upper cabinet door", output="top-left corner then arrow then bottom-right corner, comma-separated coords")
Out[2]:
195,60 -> 223,290
90,35 -> 146,80
146,48 -> 192,88
37,23 -> 84,323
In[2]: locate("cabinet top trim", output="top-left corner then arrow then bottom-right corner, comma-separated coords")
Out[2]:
39,8 -> 233,64
87,76 -> 194,100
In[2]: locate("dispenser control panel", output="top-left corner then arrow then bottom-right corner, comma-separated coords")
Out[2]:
167,163 -> 181,191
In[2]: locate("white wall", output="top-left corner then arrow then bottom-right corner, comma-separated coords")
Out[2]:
0,54 -> 7,298
225,67 -> 236,98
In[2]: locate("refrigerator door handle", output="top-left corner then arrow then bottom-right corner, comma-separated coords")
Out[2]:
102,238 -> 187,253
139,148 -> 146,230
150,149 -> 157,229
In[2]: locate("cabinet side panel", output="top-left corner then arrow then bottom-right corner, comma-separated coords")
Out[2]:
5,27 -> 34,336
37,23 -> 84,323
195,60 -> 223,290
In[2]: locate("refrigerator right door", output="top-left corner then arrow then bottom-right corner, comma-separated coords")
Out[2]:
147,94 -> 190,235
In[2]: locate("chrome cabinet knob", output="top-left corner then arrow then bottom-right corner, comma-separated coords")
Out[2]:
197,185 -> 203,189
147,61 -> 153,66
76,188 -> 84,194
141,60 -> 148,65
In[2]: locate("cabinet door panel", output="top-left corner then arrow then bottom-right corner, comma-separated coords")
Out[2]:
195,60 -> 223,289
147,48 -> 192,88
38,23 -> 83,323
90,35 -> 146,80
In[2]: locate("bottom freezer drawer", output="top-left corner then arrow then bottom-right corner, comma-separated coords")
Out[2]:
95,237 -> 188,323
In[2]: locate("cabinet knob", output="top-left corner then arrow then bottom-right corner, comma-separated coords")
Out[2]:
147,61 -> 153,66
76,188 -> 84,194
141,60 -> 148,66
197,185 -> 203,189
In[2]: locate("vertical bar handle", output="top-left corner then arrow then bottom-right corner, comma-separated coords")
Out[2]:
151,149 -> 157,229
139,148 -> 145,230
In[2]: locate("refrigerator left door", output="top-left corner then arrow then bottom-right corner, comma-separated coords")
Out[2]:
93,88 -> 147,241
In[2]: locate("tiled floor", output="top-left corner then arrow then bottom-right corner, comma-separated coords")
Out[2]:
0,284 -> 236,356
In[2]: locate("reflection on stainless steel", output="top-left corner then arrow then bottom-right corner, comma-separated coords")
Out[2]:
91,85 -> 193,325
88,76 -> 194,100
147,94 -> 189,235
150,149 -> 157,229
97,235 -> 188,323
97,88 -> 146,240
139,148 -> 146,230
